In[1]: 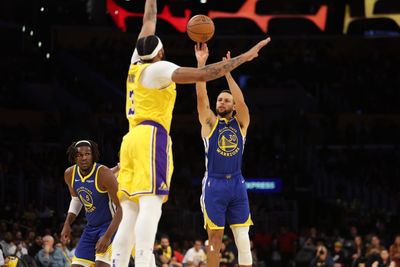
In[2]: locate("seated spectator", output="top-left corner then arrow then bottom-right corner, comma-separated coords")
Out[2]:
155,235 -> 182,267
28,236 -> 42,258
366,235 -> 385,266
35,235 -> 66,267
371,249 -> 395,267
350,235 -> 366,267
182,239 -> 206,267
0,232 -> 16,257
0,247 -> 4,266
55,239 -> 73,267
220,242 -> 235,267
331,241 -> 347,267
310,245 -> 334,267
389,235 -> 400,267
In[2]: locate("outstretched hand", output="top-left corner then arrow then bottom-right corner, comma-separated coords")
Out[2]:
222,51 -> 232,76
242,37 -> 271,62
195,43 -> 209,67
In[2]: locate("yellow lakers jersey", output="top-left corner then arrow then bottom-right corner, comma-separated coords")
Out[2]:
126,63 -> 176,133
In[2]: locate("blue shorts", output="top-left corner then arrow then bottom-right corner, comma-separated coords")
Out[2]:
73,222 -> 113,265
201,174 -> 253,230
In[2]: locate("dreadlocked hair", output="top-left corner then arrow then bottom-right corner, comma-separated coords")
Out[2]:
66,140 -> 100,164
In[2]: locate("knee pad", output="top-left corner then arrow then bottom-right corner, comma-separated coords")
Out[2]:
231,226 -> 252,265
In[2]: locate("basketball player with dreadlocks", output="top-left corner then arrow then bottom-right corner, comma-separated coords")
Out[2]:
111,0 -> 270,265
61,140 -> 122,267
195,44 -> 253,267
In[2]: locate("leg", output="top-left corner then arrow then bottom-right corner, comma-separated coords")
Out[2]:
111,199 -> 139,267
135,195 -> 163,267
96,261 -> 111,267
231,226 -> 252,267
206,226 -> 224,267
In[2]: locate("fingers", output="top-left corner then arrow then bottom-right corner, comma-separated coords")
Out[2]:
258,37 -> 271,49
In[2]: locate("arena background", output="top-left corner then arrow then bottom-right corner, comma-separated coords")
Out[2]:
1,0 -> 400,266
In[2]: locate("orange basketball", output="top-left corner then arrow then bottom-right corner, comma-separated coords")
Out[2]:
186,15 -> 215,43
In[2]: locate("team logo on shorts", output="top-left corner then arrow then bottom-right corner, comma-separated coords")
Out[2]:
217,128 -> 240,157
77,187 -> 96,212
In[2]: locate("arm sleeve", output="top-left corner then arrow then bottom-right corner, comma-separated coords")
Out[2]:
140,61 -> 180,89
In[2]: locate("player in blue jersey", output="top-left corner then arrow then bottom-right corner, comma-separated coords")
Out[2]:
195,43 -> 255,267
61,140 -> 122,267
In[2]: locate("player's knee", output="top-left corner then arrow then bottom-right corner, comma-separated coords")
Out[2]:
232,227 -> 252,265
232,227 -> 250,252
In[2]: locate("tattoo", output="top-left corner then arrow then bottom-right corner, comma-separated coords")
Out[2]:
203,56 -> 244,80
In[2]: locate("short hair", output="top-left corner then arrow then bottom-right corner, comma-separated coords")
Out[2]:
220,89 -> 232,95
136,35 -> 162,63
66,140 -> 100,164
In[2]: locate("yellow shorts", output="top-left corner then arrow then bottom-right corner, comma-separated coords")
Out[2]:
118,121 -> 173,202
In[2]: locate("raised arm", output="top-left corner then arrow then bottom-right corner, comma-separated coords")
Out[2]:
171,37 -> 271,84
223,51 -> 250,135
195,43 -> 216,137
138,0 -> 157,39
95,167 -> 122,253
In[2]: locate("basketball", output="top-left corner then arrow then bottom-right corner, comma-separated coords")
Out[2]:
186,15 -> 215,43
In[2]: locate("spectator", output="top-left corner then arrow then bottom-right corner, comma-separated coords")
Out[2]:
35,235 -> 66,267
389,235 -> 400,267
155,235 -> 182,267
220,242 -> 235,267
28,236 -> 42,258
331,241 -> 347,267
366,235 -> 385,267
0,232 -> 16,257
350,235 -> 366,267
371,249 -> 395,267
182,239 -> 206,267
310,245 -> 334,267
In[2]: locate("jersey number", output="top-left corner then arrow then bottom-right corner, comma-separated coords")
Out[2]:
128,89 -> 135,116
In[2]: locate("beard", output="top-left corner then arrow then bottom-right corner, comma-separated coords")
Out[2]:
216,107 -> 232,117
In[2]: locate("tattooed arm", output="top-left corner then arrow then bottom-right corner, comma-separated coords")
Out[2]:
171,37 -> 271,84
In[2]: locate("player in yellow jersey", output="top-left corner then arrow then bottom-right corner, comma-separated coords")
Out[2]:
111,0 -> 271,266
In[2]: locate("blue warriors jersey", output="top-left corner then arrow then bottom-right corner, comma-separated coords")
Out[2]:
203,117 -> 245,177
201,116 -> 253,229
71,163 -> 114,226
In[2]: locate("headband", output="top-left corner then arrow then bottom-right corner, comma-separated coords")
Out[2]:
75,140 -> 91,147
139,37 -> 163,60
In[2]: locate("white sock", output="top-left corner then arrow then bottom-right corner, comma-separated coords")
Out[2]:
135,195 -> 163,267
112,199 -> 138,267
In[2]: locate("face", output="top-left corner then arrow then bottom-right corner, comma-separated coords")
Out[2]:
76,146 -> 93,171
194,241 -> 202,251
381,250 -> 389,261
160,238 -> 169,248
42,235 -> 54,248
216,92 -> 234,117
371,236 -> 380,246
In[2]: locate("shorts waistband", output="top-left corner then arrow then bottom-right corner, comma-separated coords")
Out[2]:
208,171 -> 242,179
139,120 -> 167,133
